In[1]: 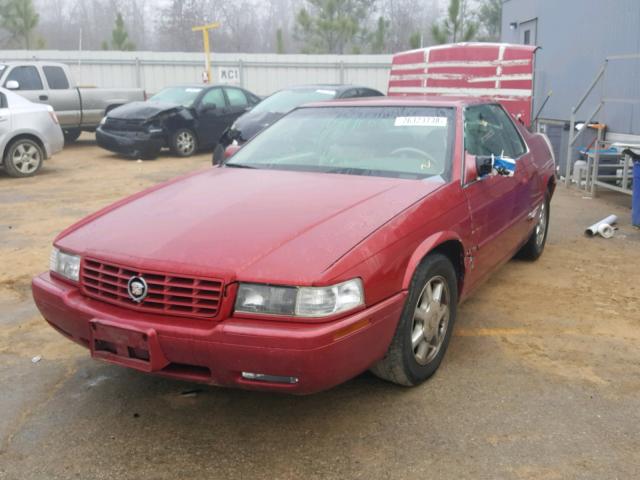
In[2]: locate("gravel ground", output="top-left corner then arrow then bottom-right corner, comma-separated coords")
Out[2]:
1,135 -> 639,479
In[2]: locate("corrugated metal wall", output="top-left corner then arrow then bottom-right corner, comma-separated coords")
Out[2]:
501,0 -> 640,135
1,50 -> 392,96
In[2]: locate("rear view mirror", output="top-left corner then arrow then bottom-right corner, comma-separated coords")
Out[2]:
199,103 -> 216,113
5,80 -> 19,90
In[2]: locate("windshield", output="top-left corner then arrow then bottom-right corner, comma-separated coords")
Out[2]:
227,106 -> 456,180
250,88 -> 338,114
149,87 -> 202,107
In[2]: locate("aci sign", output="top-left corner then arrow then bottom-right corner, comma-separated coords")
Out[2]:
218,67 -> 240,84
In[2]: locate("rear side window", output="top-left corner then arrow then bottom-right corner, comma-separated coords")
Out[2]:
5,66 -> 43,90
465,104 -> 526,159
358,88 -> 384,97
43,66 -> 69,89
224,88 -> 248,107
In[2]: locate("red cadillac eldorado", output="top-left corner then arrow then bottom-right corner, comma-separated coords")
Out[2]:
32,97 -> 555,394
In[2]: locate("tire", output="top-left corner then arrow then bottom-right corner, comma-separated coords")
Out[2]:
170,129 -> 197,157
3,138 -> 44,178
516,194 -> 550,261
371,253 -> 458,386
63,128 -> 82,143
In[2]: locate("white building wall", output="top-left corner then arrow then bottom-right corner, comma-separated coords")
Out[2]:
2,50 -> 392,96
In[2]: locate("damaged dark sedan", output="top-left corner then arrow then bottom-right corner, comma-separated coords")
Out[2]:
96,85 -> 260,159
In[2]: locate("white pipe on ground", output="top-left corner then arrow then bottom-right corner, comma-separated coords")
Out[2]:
585,215 -> 618,237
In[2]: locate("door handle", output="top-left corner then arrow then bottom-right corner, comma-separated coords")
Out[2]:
39,95 -> 48,101
0,116 -> 7,122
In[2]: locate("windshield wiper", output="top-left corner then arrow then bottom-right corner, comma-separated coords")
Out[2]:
225,163 -> 258,169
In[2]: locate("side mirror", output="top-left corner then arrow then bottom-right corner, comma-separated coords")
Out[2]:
469,153 -> 517,180
198,103 -> 216,113
5,80 -> 19,90
475,155 -> 494,177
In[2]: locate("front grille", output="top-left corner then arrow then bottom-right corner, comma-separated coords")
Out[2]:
81,258 -> 223,319
103,117 -> 146,132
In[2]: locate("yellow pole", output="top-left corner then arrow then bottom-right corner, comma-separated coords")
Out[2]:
192,22 -> 220,84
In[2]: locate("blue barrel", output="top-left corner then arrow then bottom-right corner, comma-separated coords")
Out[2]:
634,160 -> 640,227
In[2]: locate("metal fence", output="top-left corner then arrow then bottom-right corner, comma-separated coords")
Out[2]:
2,50 -> 392,96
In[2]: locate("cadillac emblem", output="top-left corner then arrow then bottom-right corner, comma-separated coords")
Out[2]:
127,276 -> 148,303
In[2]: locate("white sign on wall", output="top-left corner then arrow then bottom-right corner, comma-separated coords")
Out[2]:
218,67 -> 240,84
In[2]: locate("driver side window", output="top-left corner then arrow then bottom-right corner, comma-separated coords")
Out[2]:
200,88 -> 226,110
464,104 -> 525,159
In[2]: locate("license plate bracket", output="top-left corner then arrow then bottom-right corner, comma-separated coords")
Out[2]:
89,319 -> 169,372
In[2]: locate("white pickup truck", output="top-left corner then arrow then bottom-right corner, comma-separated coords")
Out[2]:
0,61 -> 144,142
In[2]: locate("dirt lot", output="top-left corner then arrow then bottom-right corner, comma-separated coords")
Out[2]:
1,135 -> 639,479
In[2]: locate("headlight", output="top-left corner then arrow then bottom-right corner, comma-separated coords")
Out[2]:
49,247 -> 80,282
234,279 -> 364,318
99,116 -> 107,126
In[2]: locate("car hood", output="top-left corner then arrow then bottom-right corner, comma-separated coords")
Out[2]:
107,101 -> 183,121
57,168 -> 442,284
233,110 -> 285,141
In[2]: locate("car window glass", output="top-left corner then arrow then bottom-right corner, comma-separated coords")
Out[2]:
339,89 -> 360,99
6,66 -> 43,90
43,66 -> 69,89
487,105 -> 527,158
200,88 -> 226,109
227,106 -> 456,181
360,88 -> 383,97
224,88 -> 248,107
0,92 -> 6,108
465,104 -> 520,158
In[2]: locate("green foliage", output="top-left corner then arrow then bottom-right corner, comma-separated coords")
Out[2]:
276,28 -> 285,54
409,31 -> 421,50
477,0 -> 502,41
431,0 -> 476,45
103,12 -> 135,51
371,16 -> 389,53
294,0 -> 376,54
0,0 -> 40,49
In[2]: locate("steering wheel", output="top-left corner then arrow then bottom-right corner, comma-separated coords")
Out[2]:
390,147 -> 440,172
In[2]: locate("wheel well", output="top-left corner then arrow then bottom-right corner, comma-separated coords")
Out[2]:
431,240 -> 465,295
2,134 -> 45,163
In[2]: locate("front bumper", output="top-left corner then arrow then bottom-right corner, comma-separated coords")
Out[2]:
96,126 -> 165,158
32,273 -> 406,394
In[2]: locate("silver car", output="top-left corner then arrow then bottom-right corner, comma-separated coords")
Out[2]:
0,87 -> 64,177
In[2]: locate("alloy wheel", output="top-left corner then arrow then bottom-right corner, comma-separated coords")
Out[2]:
11,143 -> 41,174
176,131 -> 195,155
411,276 -> 450,365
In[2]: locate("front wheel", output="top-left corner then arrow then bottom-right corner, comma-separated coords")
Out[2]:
371,253 -> 458,386
3,138 -> 44,178
516,194 -> 550,261
170,129 -> 197,157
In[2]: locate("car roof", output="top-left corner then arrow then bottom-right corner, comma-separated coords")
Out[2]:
303,95 -> 491,108
281,84 -> 380,93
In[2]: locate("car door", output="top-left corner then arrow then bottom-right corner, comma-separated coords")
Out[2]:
3,65 -> 48,104
462,103 -> 534,280
194,87 -> 230,149
41,65 -> 81,128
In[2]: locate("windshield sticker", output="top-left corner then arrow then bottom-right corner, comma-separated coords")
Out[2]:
394,116 -> 448,127
316,89 -> 336,95
185,88 -> 203,93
